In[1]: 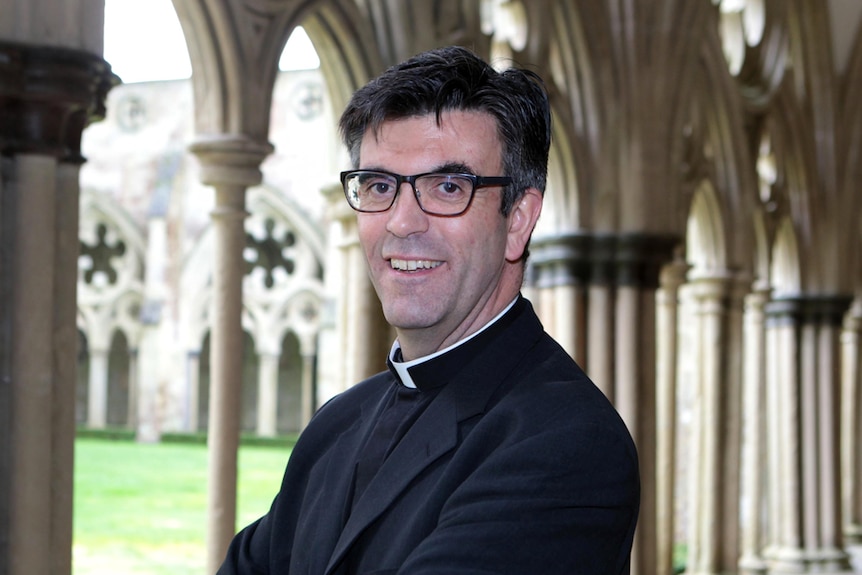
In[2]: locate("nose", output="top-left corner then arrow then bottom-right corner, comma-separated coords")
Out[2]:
385,182 -> 429,237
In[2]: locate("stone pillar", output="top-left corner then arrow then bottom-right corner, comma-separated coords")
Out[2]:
301,351 -> 316,429
52,159 -> 83,575
842,301 -> 862,543
297,332 -> 318,430
589,236 -> 617,401
86,346 -> 109,427
332,203 -> 389,390
8,153 -> 58,575
127,348 -> 138,429
136,210 -> 168,437
135,319 -> 164,442
738,284 -> 770,575
683,272 -> 744,575
189,135 -> 272,574
256,352 -> 280,437
529,234 -> 590,364
0,40 -> 115,575
764,296 -> 853,573
186,351 -> 201,432
655,255 -> 689,575
614,234 -> 677,575
765,300 -> 803,571
0,162 -> 8,575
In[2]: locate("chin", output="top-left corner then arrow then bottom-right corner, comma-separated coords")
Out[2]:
382,306 -> 437,332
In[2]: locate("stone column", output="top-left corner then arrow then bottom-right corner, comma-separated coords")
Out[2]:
765,300 -> 804,571
331,204 -> 389,391
256,352 -> 280,437
86,346 -> 109,427
52,158 -> 84,575
529,234 -> 591,364
655,255 -> 689,575
189,135 -> 272,574
136,210 -> 168,437
764,296 -> 853,573
186,351 -> 201,432
300,351 -> 316,428
135,319 -> 164,442
0,40 -> 115,575
127,348 -> 138,429
842,301 -> 862,543
0,161 -> 8,573
683,272 -> 745,575
809,299 -> 851,570
613,234 -> 677,575
297,333 -> 318,430
738,284 -> 770,575
589,236 -> 617,401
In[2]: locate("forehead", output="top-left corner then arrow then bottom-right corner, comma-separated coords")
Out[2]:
359,110 -> 503,171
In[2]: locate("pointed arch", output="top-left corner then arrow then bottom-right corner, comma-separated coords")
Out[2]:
77,189 -> 146,350
686,180 -> 728,273
770,216 -> 801,297
683,11 -> 761,275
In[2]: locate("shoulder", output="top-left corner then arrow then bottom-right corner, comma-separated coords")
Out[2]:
485,332 -> 637,464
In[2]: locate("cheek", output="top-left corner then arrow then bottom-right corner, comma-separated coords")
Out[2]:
357,217 -> 384,251
455,218 -> 507,264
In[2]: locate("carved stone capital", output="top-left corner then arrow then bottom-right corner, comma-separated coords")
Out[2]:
0,41 -> 119,162
188,134 -> 274,190
765,295 -> 854,327
530,232 -> 679,289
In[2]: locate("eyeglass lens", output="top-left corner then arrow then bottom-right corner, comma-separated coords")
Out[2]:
344,172 -> 475,215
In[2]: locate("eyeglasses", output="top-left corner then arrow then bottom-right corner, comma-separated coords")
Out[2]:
340,169 -> 512,216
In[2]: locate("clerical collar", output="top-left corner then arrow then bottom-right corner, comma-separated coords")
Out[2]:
387,296 -> 520,389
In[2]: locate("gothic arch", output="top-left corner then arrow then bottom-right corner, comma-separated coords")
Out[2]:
684,10 -> 761,275
302,1 -> 386,121
77,189 -> 145,351
771,216 -> 801,296
243,185 -> 325,355
181,182 -> 326,354
765,87 -> 819,292
686,180 -> 727,273
838,13 -> 862,294
726,0 -> 790,111
538,1 -> 595,233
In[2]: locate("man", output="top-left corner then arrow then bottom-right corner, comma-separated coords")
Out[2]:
218,45 -> 639,575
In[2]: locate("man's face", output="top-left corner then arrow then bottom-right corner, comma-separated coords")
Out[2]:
356,110 -> 533,358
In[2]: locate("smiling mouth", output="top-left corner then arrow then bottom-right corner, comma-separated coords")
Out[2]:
389,258 -> 442,271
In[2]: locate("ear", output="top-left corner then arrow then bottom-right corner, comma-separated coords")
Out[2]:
505,187 -> 543,262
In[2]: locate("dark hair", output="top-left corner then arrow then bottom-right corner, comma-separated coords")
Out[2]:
338,45 -> 551,215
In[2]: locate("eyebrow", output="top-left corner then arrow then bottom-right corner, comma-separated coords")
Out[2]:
359,161 -> 477,176
431,161 -> 475,175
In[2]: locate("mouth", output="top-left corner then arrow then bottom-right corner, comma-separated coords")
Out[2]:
389,258 -> 443,271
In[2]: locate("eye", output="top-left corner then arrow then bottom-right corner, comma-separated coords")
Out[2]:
359,173 -> 396,196
421,174 -> 471,201
438,179 -> 464,195
371,181 -> 394,194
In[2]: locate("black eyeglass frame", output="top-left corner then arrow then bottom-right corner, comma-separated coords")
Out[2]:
340,169 -> 513,217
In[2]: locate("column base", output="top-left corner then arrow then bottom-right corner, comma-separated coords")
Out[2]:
845,542 -> 862,573
762,545 -> 856,574
739,553 -> 769,575
763,545 -> 807,573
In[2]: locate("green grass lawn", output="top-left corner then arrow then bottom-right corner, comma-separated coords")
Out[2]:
73,436 -> 290,575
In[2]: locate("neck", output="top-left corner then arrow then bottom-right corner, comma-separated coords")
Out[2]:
395,294 -> 520,361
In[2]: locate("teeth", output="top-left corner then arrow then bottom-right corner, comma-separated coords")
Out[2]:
390,259 -> 442,271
